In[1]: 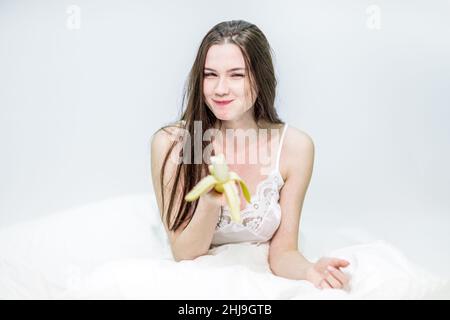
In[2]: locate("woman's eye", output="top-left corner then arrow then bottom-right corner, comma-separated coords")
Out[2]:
203,73 -> 244,78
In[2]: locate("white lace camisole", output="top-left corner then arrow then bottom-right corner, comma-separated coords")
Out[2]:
211,123 -> 289,247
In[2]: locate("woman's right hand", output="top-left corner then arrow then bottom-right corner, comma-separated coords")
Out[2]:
202,188 -> 226,208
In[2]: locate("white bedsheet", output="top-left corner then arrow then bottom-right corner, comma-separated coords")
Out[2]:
60,241 -> 447,300
0,193 -> 448,299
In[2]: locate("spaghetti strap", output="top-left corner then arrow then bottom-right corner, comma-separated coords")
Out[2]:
275,123 -> 288,172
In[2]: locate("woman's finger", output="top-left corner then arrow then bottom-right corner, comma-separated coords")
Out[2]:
320,278 -> 332,289
330,258 -> 350,268
324,271 -> 342,289
327,266 -> 349,286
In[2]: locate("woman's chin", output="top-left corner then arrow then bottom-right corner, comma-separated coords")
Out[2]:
215,112 -> 233,121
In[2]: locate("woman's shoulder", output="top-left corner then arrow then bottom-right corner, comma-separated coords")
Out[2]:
152,120 -> 186,140
266,122 -> 313,146
284,124 -> 314,148
150,121 -> 188,158
263,122 -> 314,155
279,124 -> 315,181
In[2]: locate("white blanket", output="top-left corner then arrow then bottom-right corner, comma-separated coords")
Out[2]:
0,193 -> 448,299
60,240 -> 447,300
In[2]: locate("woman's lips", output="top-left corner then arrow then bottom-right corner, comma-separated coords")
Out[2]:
213,99 -> 234,107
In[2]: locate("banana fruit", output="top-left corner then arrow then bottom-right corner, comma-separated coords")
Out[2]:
184,153 -> 251,223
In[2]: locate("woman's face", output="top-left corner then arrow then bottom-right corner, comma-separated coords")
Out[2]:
203,43 -> 257,121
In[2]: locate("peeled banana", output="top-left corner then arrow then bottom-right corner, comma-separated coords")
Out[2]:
184,153 -> 251,223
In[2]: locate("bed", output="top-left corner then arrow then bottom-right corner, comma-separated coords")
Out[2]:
0,193 -> 448,299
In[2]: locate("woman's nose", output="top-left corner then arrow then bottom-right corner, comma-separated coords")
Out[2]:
215,77 -> 229,95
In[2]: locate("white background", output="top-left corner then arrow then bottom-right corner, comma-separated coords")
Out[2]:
1,1 -> 449,275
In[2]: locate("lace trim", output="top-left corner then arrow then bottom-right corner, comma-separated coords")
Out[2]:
216,169 -> 284,232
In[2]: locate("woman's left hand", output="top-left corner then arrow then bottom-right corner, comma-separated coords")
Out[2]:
305,257 -> 351,290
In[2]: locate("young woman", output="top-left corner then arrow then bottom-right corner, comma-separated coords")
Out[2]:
151,20 -> 350,290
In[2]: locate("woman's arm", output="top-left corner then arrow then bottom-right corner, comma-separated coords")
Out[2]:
150,128 -> 223,261
268,128 -> 350,289
270,249 -> 350,289
268,128 -> 314,278
170,195 -> 222,261
269,249 -> 313,280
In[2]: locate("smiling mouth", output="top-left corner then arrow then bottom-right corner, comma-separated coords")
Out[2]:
213,99 -> 234,106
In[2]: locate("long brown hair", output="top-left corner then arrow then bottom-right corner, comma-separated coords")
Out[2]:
156,20 -> 284,232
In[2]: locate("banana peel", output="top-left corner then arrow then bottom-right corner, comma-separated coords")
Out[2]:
184,153 -> 251,223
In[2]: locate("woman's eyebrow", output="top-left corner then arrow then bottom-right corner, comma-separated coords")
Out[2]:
204,67 -> 246,72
